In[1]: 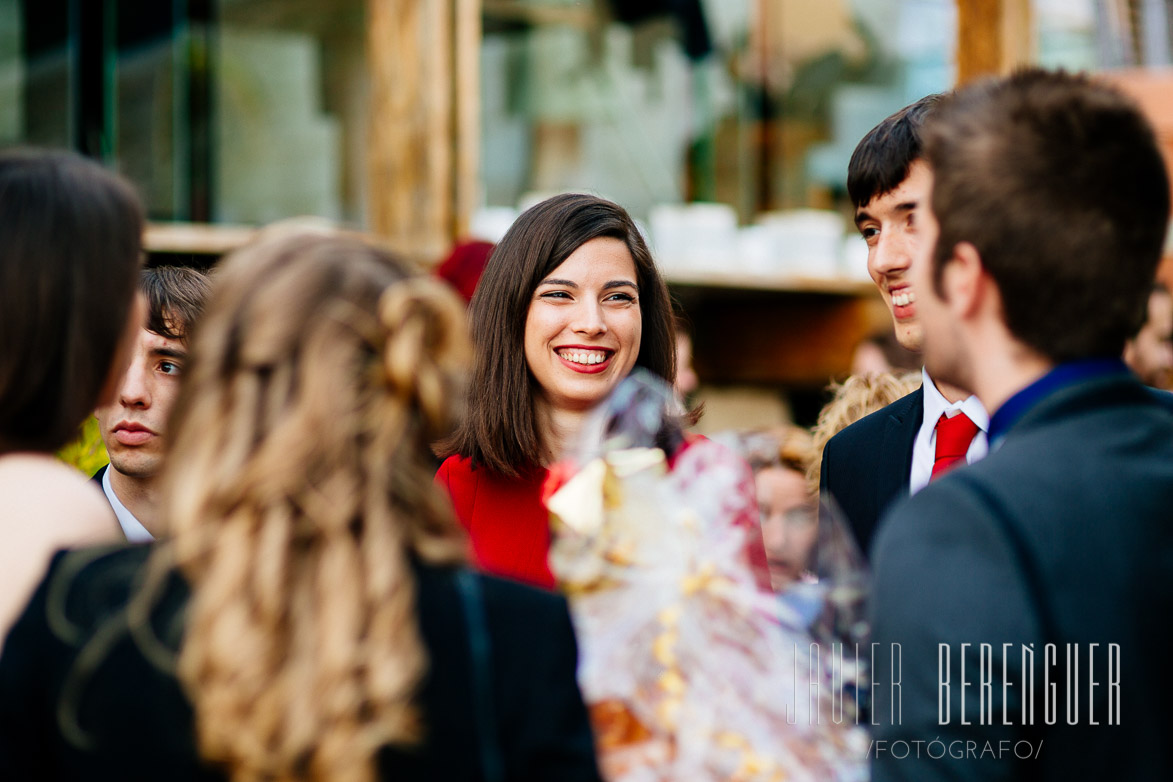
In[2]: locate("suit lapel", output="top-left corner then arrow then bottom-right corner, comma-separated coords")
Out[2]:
876,387 -> 923,507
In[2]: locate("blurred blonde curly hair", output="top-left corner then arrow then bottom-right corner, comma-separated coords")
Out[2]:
737,426 -> 816,477
806,371 -> 922,495
154,229 -> 470,782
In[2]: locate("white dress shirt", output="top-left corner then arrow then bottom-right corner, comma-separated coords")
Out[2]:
101,466 -> 155,543
909,367 -> 990,495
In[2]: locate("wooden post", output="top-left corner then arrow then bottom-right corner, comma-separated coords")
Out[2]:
367,0 -> 479,262
454,0 -> 481,239
955,0 -> 1033,85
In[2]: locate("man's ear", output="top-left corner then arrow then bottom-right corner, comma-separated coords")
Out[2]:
941,241 -> 985,319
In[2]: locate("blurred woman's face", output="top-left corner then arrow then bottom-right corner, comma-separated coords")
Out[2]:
756,466 -> 817,590
524,237 -> 642,413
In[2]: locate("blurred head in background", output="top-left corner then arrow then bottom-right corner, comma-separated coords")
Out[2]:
1124,284 -> 1173,389
0,148 -> 144,455
743,427 -> 818,591
434,239 -> 495,304
673,312 -> 699,399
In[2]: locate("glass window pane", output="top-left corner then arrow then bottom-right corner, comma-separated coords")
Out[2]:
115,1 -> 187,220
0,0 -> 24,145
214,0 -> 368,225
1035,0 -> 1100,70
10,0 -> 73,149
479,0 -> 956,278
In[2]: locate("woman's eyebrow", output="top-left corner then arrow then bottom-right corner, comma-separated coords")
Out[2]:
535,278 -> 638,290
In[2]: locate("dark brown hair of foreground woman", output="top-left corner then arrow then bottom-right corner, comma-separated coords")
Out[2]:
0,148 -> 143,453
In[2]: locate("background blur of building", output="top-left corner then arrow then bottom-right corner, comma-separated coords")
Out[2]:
3,0 -> 1171,426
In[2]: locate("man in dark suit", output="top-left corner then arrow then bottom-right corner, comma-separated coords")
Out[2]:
93,266 -> 210,541
871,69 -> 1173,781
821,94 -> 990,557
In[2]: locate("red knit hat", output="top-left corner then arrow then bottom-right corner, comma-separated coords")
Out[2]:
434,240 -> 495,303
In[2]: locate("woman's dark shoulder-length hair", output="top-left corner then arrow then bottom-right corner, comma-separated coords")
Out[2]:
0,148 -> 143,454
440,192 -> 676,476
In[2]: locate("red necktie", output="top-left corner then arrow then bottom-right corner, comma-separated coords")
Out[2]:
931,412 -> 979,480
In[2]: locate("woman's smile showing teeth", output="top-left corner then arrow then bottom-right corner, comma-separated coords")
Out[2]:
557,348 -> 610,365
555,346 -> 613,373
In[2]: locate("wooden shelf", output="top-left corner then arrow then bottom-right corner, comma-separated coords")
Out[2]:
144,222 -> 257,256
665,269 -> 877,296
141,221 -> 885,388
482,0 -> 595,28
668,275 -> 887,388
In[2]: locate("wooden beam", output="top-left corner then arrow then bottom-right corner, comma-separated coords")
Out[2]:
955,0 -> 1033,85
427,0 -> 453,258
482,0 -> 593,28
454,0 -> 481,239
144,222 -> 256,255
367,0 -> 479,262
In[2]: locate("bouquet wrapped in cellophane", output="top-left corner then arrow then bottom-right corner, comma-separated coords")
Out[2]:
546,372 -> 868,782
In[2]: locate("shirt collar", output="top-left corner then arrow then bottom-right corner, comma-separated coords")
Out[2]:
987,357 -> 1131,445
922,366 -> 989,431
101,466 -> 155,543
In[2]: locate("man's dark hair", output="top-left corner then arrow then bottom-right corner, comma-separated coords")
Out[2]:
0,148 -> 143,453
441,192 -> 677,476
847,93 -> 944,209
142,266 -> 212,341
924,68 -> 1170,362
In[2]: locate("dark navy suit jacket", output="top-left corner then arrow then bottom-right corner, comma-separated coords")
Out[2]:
870,373 -> 1173,781
819,387 -> 924,557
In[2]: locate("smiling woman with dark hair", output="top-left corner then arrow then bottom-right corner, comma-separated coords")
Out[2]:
436,193 -> 680,589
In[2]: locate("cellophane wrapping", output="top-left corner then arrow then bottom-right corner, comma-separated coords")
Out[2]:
547,372 -> 869,782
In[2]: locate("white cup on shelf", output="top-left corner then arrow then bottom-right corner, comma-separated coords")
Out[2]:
649,202 -> 738,274
737,225 -> 779,276
841,233 -> 871,280
756,209 -> 845,278
470,206 -> 519,244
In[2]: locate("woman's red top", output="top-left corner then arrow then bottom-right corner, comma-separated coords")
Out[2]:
435,439 -> 772,592
435,456 -> 557,589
